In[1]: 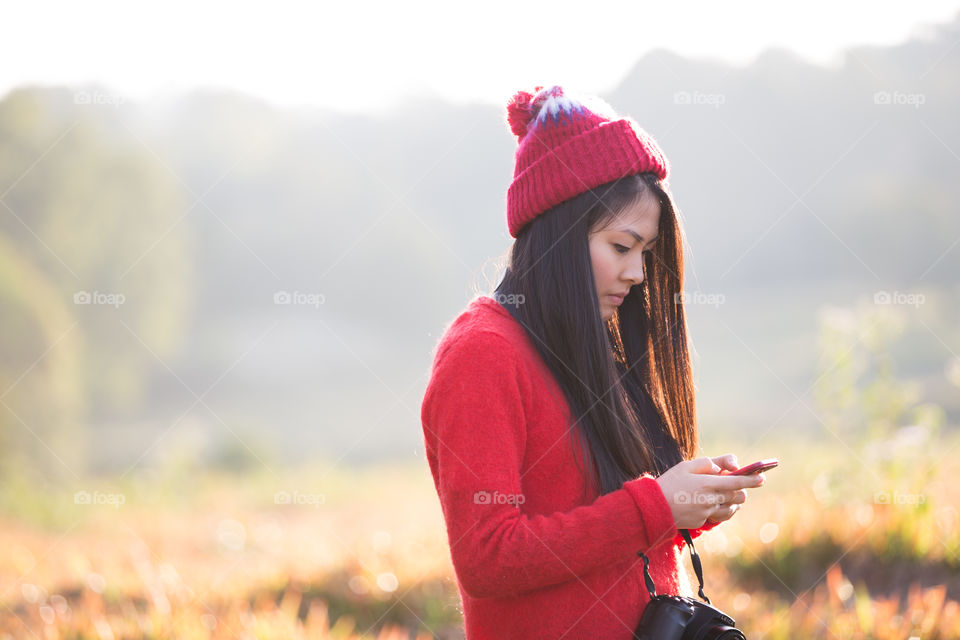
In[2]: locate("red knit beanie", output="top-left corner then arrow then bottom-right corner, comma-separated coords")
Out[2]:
505,85 -> 670,238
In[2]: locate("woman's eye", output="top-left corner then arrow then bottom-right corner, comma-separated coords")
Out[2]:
614,244 -> 630,254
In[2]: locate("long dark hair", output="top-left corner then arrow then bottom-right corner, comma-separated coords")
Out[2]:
492,172 -> 698,499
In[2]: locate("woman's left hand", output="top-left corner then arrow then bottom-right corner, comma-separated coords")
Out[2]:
704,453 -> 764,523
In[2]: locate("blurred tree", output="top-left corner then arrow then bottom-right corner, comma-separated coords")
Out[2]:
0,87 -> 194,471
814,300 -> 922,444
813,297 -> 946,505
0,233 -> 83,480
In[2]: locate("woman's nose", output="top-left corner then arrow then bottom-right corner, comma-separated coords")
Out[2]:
623,265 -> 644,286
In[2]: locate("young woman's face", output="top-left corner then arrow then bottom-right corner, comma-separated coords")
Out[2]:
587,191 -> 662,322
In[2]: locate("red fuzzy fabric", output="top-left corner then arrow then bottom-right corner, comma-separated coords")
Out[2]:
420,296 -> 720,639
506,88 -> 539,140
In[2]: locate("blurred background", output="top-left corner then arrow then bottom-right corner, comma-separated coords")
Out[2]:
2,1 -> 959,638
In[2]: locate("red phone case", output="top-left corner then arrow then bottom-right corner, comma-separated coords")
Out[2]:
730,458 -> 778,475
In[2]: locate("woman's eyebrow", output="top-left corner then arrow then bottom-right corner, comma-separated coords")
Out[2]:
617,229 -> 659,244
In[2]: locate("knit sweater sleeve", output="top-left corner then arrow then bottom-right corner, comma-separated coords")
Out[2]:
420,330 -> 682,599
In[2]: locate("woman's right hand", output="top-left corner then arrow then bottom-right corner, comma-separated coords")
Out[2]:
655,456 -> 765,529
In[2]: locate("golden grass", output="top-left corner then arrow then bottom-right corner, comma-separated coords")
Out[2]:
2,433 -> 958,638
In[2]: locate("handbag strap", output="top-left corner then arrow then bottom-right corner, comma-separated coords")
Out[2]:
636,528 -> 711,605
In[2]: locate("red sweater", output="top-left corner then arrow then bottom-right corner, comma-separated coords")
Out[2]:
420,295 -> 720,639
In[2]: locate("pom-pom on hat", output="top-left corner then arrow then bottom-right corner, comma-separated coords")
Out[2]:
504,85 -> 670,238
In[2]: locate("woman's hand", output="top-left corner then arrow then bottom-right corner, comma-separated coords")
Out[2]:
656,455 -> 765,529
704,453 -> 767,523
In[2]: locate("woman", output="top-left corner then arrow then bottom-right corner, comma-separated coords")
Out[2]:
420,85 -> 765,639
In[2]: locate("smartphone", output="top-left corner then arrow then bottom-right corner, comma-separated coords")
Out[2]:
729,458 -> 779,475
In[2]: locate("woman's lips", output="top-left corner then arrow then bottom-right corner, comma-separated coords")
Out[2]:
607,294 -> 625,305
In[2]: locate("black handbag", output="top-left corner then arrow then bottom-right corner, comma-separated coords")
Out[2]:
633,528 -> 746,639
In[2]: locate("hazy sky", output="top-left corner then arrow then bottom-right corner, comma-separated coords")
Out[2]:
3,0 -> 960,114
